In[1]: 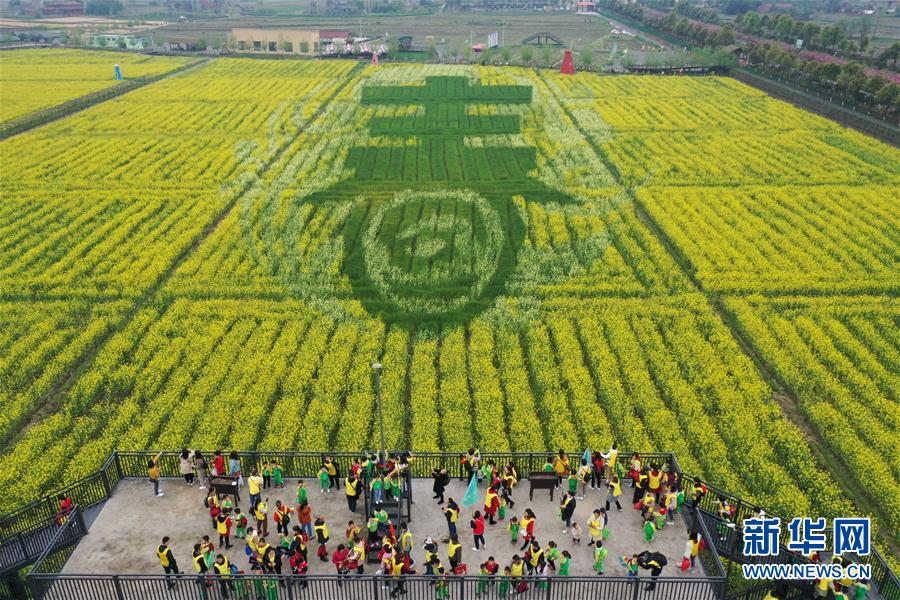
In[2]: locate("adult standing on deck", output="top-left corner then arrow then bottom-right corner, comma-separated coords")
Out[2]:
192,543 -> 212,589
345,473 -> 361,512
212,553 -> 235,597
180,449 -> 195,487
148,450 -> 163,497
432,467 -> 450,504
156,537 -> 181,589
193,451 -> 208,489
559,492 -> 576,533
248,469 -> 263,508
228,452 -> 243,488
552,450 -> 570,489
443,499 -> 460,538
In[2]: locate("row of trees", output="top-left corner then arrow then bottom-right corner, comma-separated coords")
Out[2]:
747,43 -> 900,116
735,11 -> 898,71
737,12 -> 861,53
597,0 -> 736,49
673,0 -> 719,24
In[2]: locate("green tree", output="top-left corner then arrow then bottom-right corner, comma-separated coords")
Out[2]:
877,42 -> 899,69
837,62 -> 866,97
500,47 -> 511,63
520,46 -> 533,65
874,82 -> 898,108
580,50 -> 594,70
717,26 -> 736,47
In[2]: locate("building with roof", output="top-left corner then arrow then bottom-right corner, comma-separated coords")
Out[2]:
232,28 -> 329,55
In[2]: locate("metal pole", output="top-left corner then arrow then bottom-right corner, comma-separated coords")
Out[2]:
373,363 -> 386,463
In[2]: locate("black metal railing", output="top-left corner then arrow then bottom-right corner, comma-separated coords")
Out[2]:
0,512 -> 80,575
685,474 -> 899,600
27,573 -> 728,600
27,506 -> 86,577
0,454 -> 117,540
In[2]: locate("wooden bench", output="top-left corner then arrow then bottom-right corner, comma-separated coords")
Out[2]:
528,472 -> 557,501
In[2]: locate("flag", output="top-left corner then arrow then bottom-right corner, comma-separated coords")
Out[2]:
583,448 -> 591,463
461,474 -> 479,509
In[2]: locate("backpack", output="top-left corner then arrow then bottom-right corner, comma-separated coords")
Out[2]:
652,553 -> 667,567
203,495 -> 209,509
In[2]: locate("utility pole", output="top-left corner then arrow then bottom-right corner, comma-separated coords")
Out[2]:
372,362 -> 386,462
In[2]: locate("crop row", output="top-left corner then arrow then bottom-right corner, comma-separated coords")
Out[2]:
0,49 -> 193,123
637,185 -> 900,295
725,296 -> 900,532
0,295 -> 854,527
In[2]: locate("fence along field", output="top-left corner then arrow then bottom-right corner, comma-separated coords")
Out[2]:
0,49 -> 193,124
0,56 -> 897,554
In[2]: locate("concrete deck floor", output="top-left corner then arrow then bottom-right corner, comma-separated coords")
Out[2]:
64,476 -> 704,581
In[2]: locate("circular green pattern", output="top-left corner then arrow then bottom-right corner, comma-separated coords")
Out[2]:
362,189 -> 504,315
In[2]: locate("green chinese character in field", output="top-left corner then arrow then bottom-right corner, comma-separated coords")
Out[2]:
244,75 -> 582,325
329,76 -> 576,324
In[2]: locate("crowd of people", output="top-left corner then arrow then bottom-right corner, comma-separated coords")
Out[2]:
143,446 -> 874,599
150,445 -> 721,597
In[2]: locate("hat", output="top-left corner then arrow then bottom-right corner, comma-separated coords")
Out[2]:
425,537 -> 433,545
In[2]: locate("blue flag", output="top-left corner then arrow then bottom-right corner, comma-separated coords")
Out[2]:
461,474 -> 479,509
583,448 -> 591,463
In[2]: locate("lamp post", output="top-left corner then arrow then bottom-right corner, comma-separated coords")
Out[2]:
372,362 -> 386,463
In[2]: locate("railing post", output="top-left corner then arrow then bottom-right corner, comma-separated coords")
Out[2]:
75,507 -> 86,537
630,577 -> 640,600
285,576 -> 295,600
101,468 -> 111,500
17,533 -> 28,564
114,452 -> 123,482
372,575 -> 380,600
112,575 -> 125,600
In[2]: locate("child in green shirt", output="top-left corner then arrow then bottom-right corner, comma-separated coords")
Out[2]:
654,508 -> 667,532
643,516 -> 656,543
318,466 -> 330,493
234,509 -> 248,539
593,541 -> 608,575
567,472 -> 578,496
272,462 -> 284,488
559,550 -> 571,576
508,517 -> 520,543
296,480 -> 308,505
546,541 -> 561,571
371,476 -> 384,505
476,563 -> 489,596
621,554 -> 638,578
388,476 -> 401,499
252,566 -> 266,599
435,567 -> 449,599
498,567 -> 511,596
